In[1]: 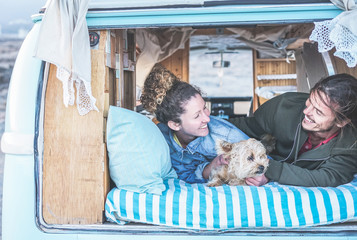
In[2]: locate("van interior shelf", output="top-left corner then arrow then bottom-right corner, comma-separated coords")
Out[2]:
257,74 -> 297,81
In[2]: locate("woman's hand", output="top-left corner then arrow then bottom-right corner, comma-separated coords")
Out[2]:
214,155 -> 229,166
202,155 -> 228,179
245,175 -> 269,186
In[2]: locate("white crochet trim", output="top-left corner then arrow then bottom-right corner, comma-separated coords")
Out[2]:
75,78 -> 99,116
56,66 -> 98,116
310,18 -> 357,68
56,67 -> 74,107
330,24 -> 357,67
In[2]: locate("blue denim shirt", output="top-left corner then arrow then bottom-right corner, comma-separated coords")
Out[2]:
157,116 -> 249,183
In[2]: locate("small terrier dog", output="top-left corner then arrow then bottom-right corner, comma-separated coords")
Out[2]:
207,135 -> 275,187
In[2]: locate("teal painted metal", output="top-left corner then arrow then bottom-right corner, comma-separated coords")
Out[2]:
6,3 -> 357,239
1,23 -> 77,240
85,4 -> 342,28
32,4 -> 343,27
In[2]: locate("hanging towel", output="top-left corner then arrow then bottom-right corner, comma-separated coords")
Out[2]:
34,0 -> 98,115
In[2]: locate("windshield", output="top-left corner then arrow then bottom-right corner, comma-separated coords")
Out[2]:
189,35 -> 253,97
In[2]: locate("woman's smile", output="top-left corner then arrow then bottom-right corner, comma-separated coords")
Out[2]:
174,94 -> 211,143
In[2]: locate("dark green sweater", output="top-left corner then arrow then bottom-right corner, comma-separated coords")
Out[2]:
229,92 -> 357,187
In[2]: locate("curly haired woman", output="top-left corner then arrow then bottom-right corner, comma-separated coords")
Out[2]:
140,64 -> 248,184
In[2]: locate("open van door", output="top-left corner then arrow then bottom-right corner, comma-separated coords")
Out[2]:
2,1 -> 357,239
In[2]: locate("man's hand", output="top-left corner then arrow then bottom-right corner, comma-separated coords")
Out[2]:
245,175 -> 269,186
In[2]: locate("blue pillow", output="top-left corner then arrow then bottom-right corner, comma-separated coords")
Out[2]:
107,106 -> 177,195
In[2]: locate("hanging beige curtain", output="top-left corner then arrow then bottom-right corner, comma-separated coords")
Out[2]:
34,0 -> 98,116
135,28 -> 195,89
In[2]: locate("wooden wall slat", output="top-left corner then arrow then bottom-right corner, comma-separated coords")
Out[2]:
295,49 -> 309,93
43,30 -> 112,224
43,65 -> 105,224
329,50 -> 357,78
253,50 -> 297,110
301,42 -> 328,88
160,40 -> 190,82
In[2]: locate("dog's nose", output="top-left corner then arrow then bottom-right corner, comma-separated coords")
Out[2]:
256,165 -> 265,174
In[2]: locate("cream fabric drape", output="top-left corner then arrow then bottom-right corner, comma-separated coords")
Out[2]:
135,28 -> 195,89
227,25 -> 314,59
34,0 -> 98,115
310,0 -> 357,67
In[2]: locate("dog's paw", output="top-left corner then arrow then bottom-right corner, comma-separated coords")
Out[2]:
207,179 -> 223,187
260,134 -> 276,154
228,179 -> 246,186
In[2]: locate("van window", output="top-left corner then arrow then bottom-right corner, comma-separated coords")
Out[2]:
189,35 -> 253,98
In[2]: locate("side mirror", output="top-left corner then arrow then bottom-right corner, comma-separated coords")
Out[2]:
213,60 -> 230,68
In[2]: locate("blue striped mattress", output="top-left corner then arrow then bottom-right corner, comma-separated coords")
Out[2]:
105,177 -> 357,229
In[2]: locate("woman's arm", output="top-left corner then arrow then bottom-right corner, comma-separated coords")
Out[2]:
171,158 -> 209,184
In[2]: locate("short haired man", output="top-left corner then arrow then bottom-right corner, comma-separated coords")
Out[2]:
229,74 -> 357,187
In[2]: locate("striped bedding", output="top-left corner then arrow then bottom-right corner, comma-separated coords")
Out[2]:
105,177 -> 357,229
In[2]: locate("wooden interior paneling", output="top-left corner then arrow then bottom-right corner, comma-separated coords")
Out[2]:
121,30 -> 137,109
294,49 -> 310,93
300,42 -> 328,89
43,30 -> 115,224
329,50 -> 357,78
160,40 -> 190,82
43,64 -> 106,224
253,50 -> 297,111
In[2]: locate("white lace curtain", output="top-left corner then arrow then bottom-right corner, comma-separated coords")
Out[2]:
310,0 -> 357,67
34,0 -> 98,116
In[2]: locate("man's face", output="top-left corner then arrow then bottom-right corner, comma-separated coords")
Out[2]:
302,91 -> 340,136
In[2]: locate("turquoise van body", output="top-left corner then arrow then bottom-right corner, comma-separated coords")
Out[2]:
3,1 -> 357,239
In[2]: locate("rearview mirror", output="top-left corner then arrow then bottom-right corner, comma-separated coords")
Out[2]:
213,60 -> 230,68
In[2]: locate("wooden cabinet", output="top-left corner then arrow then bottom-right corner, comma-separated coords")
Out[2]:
252,50 -> 297,111
160,40 -> 190,82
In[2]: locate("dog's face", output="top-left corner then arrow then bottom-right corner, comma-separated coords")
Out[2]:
216,138 -> 269,180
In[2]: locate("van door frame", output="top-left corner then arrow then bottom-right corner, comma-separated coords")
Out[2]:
34,2 -> 357,236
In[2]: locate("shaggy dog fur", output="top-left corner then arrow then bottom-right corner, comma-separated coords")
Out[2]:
207,136 -> 274,187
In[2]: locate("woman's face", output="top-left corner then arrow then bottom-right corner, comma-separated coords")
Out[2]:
176,94 -> 210,139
